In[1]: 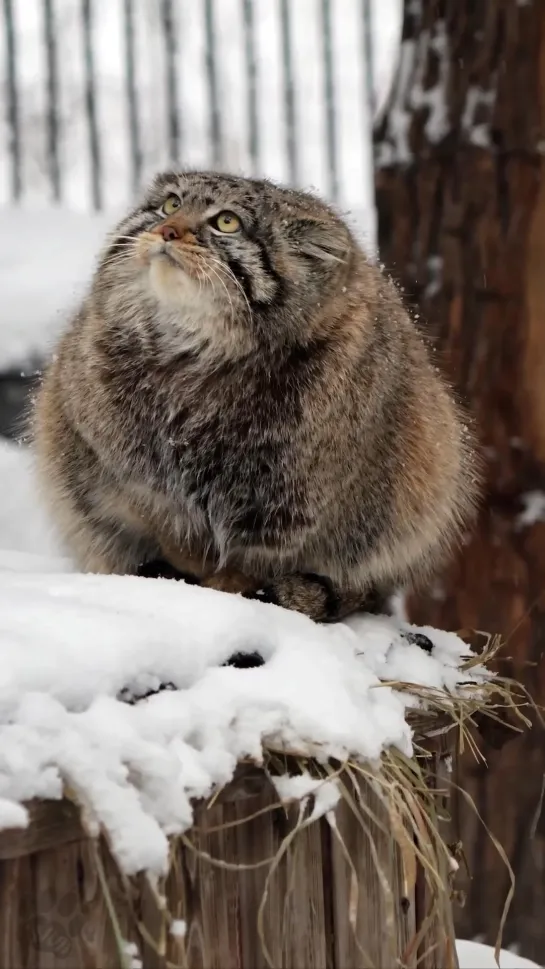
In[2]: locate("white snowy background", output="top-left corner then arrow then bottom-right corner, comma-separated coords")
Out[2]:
0,0 -> 400,212
0,1 -> 540,965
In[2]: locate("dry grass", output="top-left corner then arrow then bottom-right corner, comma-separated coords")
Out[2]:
89,632 -> 532,969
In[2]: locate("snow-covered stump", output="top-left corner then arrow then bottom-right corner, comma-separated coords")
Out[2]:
0,740 -> 457,969
0,571 -> 513,969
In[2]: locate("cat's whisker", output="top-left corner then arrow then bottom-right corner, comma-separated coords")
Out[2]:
200,262 -> 237,324
102,253 -> 138,272
207,256 -> 253,321
102,257 -> 135,274
102,240 -> 140,261
104,235 -> 144,248
194,265 -> 206,300
102,246 -> 135,261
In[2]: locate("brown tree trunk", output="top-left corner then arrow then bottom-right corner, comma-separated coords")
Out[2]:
374,1 -> 545,961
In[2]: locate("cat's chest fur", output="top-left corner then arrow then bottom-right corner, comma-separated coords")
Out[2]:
95,348 -> 313,546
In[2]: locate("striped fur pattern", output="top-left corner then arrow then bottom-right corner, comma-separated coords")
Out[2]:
33,171 -> 480,622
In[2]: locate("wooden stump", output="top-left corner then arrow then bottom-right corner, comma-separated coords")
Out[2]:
0,753 -> 458,969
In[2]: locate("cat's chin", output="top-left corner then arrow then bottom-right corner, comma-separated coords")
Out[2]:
148,256 -> 208,307
143,267 -> 249,359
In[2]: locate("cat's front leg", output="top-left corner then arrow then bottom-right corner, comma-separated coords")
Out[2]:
242,573 -> 391,622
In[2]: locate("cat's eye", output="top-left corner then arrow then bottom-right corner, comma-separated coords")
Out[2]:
211,211 -> 241,234
161,195 -> 181,216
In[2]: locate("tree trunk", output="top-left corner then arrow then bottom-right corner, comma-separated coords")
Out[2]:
374,1 -> 545,961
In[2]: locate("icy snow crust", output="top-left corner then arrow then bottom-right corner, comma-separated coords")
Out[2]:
0,568 -> 489,875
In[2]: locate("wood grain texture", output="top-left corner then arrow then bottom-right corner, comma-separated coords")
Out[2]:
0,799 -> 86,861
374,1 -> 545,961
0,759 -> 458,969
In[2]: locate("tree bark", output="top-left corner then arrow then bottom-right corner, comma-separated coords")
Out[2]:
374,1 -> 545,960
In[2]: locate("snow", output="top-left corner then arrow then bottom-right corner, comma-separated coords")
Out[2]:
375,11 -> 453,167
409,21 -> 450,144
0,797 -> 28,829
0,561 -> 488,876
461,85 -> 497,149
272,771 -> 341,821
170,920 -> 187,939
0,208 -> 111,370
0,440 -> 65,558
122,940 -> 142,969
425,254 -> 444,299
518,491 -> 545,528
456,940 -> 540,969
375,36 -> 415,167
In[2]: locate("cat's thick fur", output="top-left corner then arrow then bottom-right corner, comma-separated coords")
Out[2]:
33,171 -> 479,621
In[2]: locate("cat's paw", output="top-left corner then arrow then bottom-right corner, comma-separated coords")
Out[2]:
243,573 -> 341,622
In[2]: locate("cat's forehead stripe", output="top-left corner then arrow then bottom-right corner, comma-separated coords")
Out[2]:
144,171 -> 338,225
154,181 -> 182,200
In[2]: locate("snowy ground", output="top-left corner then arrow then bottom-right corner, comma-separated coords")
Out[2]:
0,562 -> 490,873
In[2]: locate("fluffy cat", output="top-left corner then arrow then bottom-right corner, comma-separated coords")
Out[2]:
33,171 -> 479,621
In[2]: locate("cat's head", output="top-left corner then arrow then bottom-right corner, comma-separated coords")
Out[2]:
95,171 -> 361,356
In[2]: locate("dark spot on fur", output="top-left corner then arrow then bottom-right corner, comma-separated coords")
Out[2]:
234,505 -> 266,533
253,236 -> 285,305
225,256 -> 254,302
233,501 -> 310,542
285,337 -> 331,368
159,349 -> 201,371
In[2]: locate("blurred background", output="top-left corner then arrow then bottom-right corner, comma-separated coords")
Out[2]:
0,0 -> 399,545
0,0 -> 399,440
1,0 -> 545,963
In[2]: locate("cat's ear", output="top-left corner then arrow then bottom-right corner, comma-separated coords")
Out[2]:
286,218 -> 350,264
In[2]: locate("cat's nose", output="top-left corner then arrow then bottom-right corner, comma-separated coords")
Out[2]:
152,221 -> 197,244
156,223 -> 180,242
